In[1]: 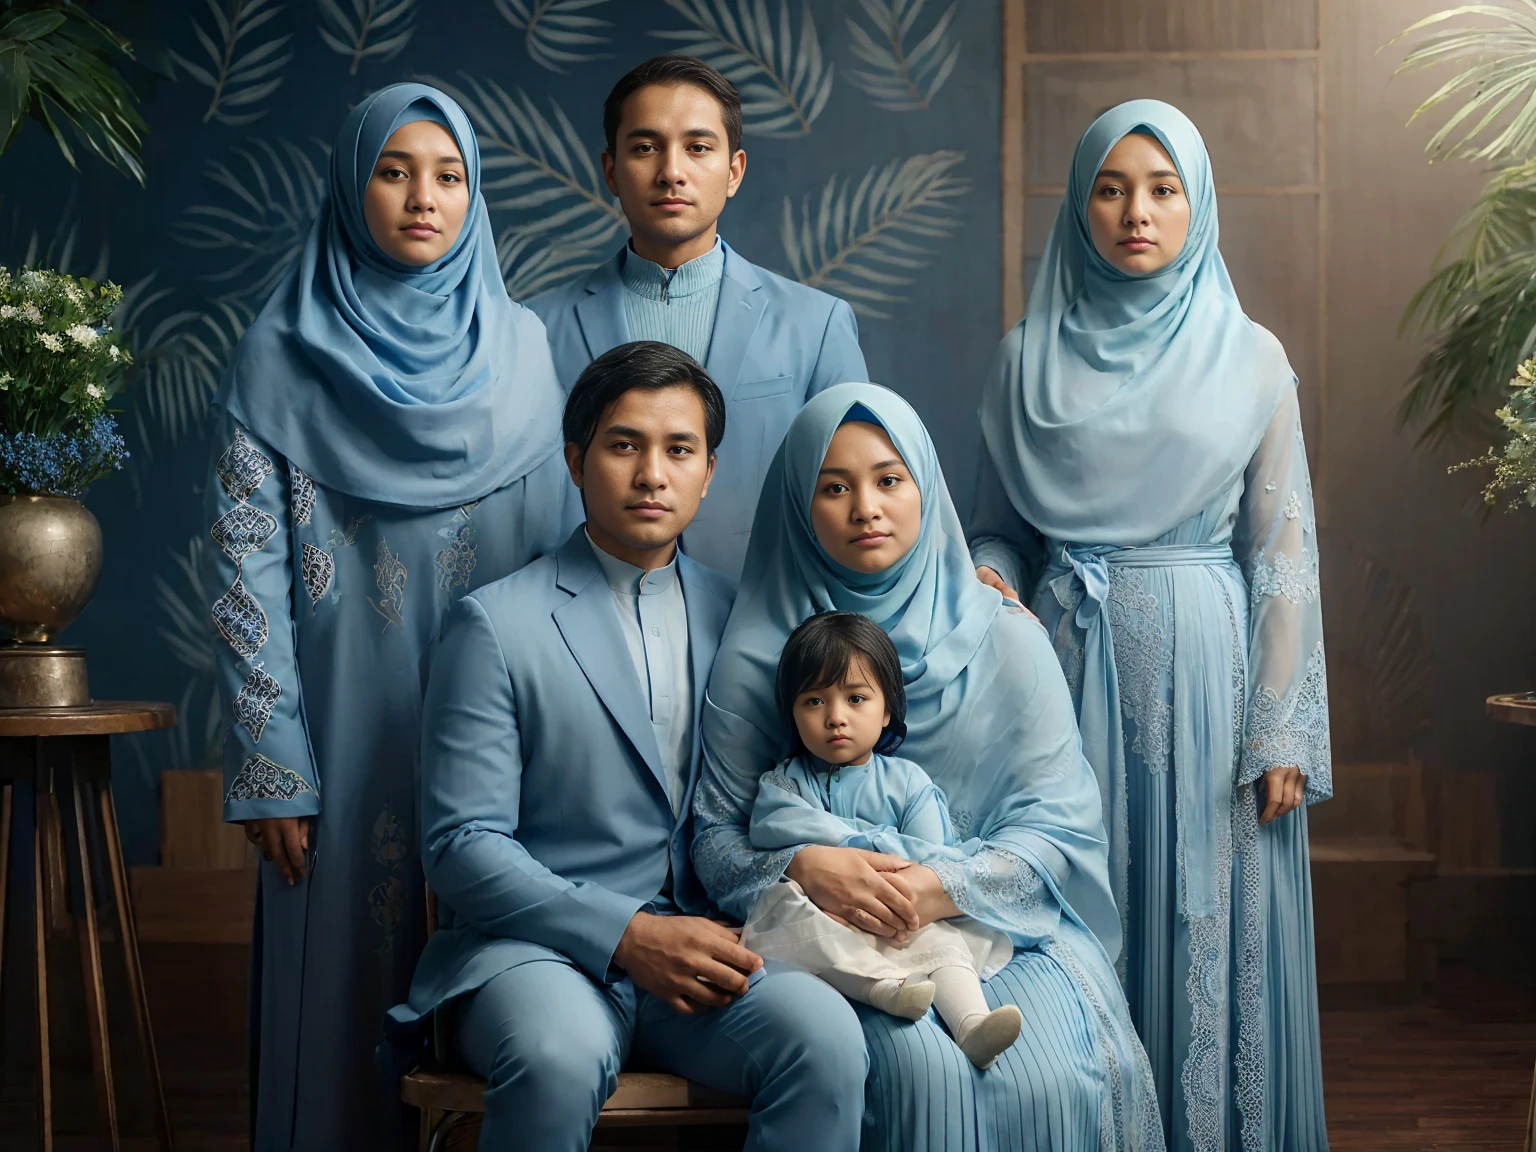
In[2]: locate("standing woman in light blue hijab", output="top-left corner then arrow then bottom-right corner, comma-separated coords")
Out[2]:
207,83 -> 573,1150
969,100 -> 1331,1151
696,383 -> 1164,1151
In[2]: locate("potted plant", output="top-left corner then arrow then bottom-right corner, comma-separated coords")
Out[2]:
0,266 -> 129,703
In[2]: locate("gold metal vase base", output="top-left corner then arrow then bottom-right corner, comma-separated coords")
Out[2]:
0,642 -> 91,708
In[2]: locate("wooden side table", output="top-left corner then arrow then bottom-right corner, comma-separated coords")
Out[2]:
1486,695 -> 1536,1152
0,702 -> 177,1152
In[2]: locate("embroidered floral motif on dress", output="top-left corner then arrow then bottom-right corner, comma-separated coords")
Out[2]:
301,542 -> 334,606
760,771 -> 800,796
215,428 -> 274,503
225,753 -> 315,803
1282,491 -> 1303,520
369,536 -> 408,628
434,520 -> 477,595
1248,547 -> 1319,606
289,463 -> 316,526
1245,640 -> 1332,796
233,664 -> 281,742
213,574 -> 269,660
211,502 -> 279,563
1107,567 -> 1174,772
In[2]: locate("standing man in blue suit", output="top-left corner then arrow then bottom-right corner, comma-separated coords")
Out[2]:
529,56 -> 869,581
394,341 -> 868,1152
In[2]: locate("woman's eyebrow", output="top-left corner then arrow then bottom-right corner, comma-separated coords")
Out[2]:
377,149 -> 464,165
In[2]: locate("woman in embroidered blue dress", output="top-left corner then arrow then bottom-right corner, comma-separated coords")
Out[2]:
207,83 -> 572,1150
968,100 -> 1332,1152
694,382 -> 1164,1151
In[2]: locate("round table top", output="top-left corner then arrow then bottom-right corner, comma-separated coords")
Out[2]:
0,701 -> 177,737
1487,693 -> 1536,727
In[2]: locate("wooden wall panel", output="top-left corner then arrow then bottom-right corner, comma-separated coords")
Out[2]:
1025,0 -> 1317,54
1024,58 -> 1319,189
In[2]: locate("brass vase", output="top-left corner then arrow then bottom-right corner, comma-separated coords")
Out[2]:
0,494 -> 102,706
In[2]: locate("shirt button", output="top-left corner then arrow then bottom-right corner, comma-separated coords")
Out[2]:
651,627 -> 660,636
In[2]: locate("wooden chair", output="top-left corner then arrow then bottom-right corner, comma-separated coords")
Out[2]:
400,887 -> 750,1151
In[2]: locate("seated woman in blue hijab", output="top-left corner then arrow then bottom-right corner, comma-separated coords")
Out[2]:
207,84 -> 572,1149
969,100 -> 1331,1151
694,383 -> 1163,1151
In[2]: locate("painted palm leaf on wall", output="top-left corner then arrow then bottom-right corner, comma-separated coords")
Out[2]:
846,0 -> 960,112
172,137 -> 328,307
146,534 -> 227,776
426,73 -> 625,299
122,288 -> 250,452
653,0 -> 833,137
170,0 -> 293,126
318,0 -> 418,75
781,149 -> 970,319
494,0 -> 613,73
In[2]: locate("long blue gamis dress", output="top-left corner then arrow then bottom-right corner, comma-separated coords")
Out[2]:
694,383 -> 1165,1152
207,84 -> 572,1150
970,100 -> 1331,1152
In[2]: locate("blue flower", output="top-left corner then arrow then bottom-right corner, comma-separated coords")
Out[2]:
0,414 -> 129,497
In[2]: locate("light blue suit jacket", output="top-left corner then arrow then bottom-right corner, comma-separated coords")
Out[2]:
396,528 -> 736,1023
528,241 -> 869,580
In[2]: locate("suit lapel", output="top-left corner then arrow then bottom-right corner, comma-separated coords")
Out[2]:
676,558 -> 733,823
553,535 -> 671,805
574,251 -> 631,361
704,244 -> 766,398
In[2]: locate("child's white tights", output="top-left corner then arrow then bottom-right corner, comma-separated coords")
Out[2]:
817,965 -> 1023,1069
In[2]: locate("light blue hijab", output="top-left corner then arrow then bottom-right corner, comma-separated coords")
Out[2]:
218,83 -> 564,509
979,99 -> 1292,545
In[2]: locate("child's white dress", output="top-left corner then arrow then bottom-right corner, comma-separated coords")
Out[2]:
740,753 -> 1013,981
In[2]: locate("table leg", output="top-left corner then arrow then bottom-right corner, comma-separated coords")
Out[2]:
98,784 -> 175,1152
32,788 -> 52,1152
72,774 -> 119,1151
0,783 -> 11,1021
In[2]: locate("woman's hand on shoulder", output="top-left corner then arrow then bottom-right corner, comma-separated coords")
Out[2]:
785,845 -> 919,941
975,565 -> 1020,603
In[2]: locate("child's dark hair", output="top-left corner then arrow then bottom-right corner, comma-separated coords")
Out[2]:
776,612 -> 907,756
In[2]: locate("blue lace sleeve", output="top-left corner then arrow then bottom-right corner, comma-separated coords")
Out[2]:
1234,388 -> 1332,802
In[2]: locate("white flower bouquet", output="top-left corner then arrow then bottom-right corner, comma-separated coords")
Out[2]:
1452,356 -> 1536,510
0,266 -> 132,495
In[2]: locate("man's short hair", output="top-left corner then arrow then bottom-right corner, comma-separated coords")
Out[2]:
603,55 -> 744,157
563,341 -> 727,456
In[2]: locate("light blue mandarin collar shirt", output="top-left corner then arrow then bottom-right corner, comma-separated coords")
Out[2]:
618,239 -> 725,366
585,530 -> 693,817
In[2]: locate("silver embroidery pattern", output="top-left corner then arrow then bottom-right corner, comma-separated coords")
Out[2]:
1245,640 -> 1332,794
692,772 -> 799,921
233,664 -> 281,742
212,574 -> 268,660
1248,547 -> 1319,606
225,753 -> 315,803
434,520 -> 478,596
369,536 -> 408,629
1282,491 -> 1303,520
1107,567 -> 1174,772
289,463 -> 316,526
760,771 -> 800,796
301,542 -> 334,606
215,428 -> 275,503
211,503 -> 278,563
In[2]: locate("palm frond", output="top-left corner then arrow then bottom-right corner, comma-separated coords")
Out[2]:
423,73 -> 624,248
1399,156 -> 1536,442
779,150 -> 970,319
317,0 -> 416,75
845,0 -> 959,112
171,137 -> 328,304
120,286 -> 251,450
1393,2 -> 1536,164
170,0 -> 292,126
497,223 -> 609,300
0,4 -> 148,183
155,535 -> 220,677
493,0 -> 611,73
653,0 -> 833,137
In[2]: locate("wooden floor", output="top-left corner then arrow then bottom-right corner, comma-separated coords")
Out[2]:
1,951 -> 1531,1150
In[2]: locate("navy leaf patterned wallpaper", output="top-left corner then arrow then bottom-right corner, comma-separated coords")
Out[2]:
0,0 -> 1003,863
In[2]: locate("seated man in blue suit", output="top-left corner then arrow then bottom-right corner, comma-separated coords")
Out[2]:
529,55 -> 869,582
396,341 -> 867,1152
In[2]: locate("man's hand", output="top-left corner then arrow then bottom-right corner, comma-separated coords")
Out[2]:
243,817 -> 312,885
613,912 -> 763,1015
786,845 -> 919,940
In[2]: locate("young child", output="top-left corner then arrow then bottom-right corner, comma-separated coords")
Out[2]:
741,611 -> 1024,1070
